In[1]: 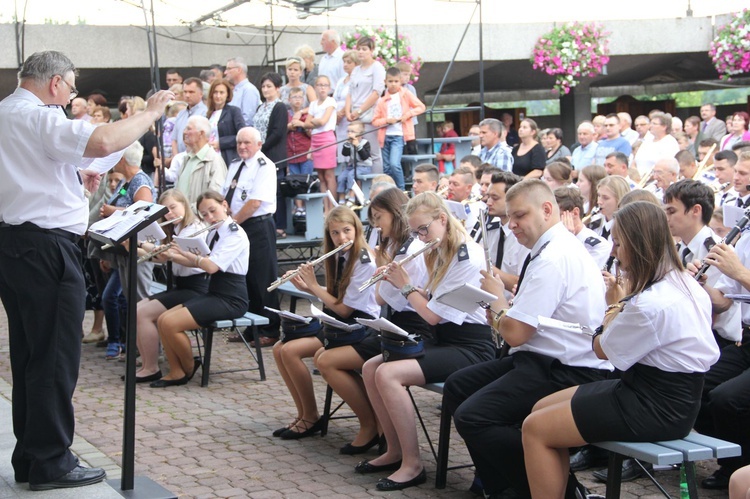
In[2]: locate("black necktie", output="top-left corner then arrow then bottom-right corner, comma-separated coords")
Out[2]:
737,196 -> 750,208
209,231 -> 220,250
494,228 -> 506,269
223,161 -> 246,207
333,255 -> 346,298
601,225 -> 611,241
516,254 -> 531,290
681,246 -> 691,266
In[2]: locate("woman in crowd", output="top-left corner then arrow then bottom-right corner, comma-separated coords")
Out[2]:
272,207 -> 379,438
151,190 -> 249,388
296,45 -> 319,86
334,50 -> 360,167
595,175 -> 632,241
577,164 -> 607,218
206,78 -> 245,166
544,128 -> 571,165
316,189 -> 431,454
359,192 -> 495,491
280,57 -> 316,108
542,161 -> 572,190
633,112 -> 679,176
254,72 -> 289,238
521,201 -> 719,498
512,118 -> 546,179
346,36 -> 386,172
134,189 -> 208,383
720,111 -> 750,151
684,116 -> 700,149
305,75 -> 338,212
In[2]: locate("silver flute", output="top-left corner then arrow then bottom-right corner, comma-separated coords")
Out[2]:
358,238 -> 441,292
267,240 -> 354,292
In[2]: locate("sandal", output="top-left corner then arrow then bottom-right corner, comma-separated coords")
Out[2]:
279,418 -> 323,440
276,229 -> 287,239
272,418 -> 300,437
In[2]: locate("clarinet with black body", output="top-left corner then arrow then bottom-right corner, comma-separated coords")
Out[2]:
694,207 -> 750,281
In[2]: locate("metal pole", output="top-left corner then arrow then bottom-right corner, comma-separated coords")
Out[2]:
394,0 -> 399,60
478,0 -> 485,120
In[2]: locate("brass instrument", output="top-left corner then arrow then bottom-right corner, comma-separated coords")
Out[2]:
101,216 -> 184,251
636,165 -> 656,189
581,206 -> 601,227
357,238 -> 441,292
436,185 -> 449,198
693,143 -> 717,180
461,192 -> 483,205
267,240 -> 354,291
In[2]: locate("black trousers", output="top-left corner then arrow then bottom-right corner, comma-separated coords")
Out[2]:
443,351 -> 608,497
0,228 -> 83,484
694,341 -> 750,473
240,215 -> 280,337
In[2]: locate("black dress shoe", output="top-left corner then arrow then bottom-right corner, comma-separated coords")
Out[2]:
29,466 -> 106,491
280,418 -> 323,440
592,458 -> 652,483
149,375 -> 189,388
701,468 -> 731,489
354,459 -> 402,474
340,434 -> 379,455
273,419 -> 299,437
570,445 -> 609,471
375,468 -> 426,491
187,358 -> 202,382
133,371 -> 163,383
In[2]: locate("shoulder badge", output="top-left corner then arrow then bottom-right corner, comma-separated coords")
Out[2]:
396,236 -> 414,256
584,236 -> 601,247
229,222 -> 239,232
704,237 -> 716,252
486,220 -> 501,231
457,243 -> 469,262
359,247 -> 371,264
588,218 -> 602,231
258,158 -> 266,166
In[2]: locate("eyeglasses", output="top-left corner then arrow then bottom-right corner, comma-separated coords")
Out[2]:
56,76 -> 77,100
315,83 -> 330,87
225,66 -> 239,72
410,219 -> 435,238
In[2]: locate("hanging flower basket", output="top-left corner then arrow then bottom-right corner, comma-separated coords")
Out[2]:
709,9 -> 750,80
343,26 -> 423,83
531,22 -> 610,95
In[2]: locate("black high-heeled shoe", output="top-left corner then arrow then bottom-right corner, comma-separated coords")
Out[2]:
340,433 -> 379,455
187,357 -> 202,382
273,418 -> 300,437
279,418 -> 323,440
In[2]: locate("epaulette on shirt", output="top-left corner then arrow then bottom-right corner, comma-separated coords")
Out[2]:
359,248 -> 371,263
584,236 -> 602,247
486,220 -> 501,231
258,158 -> 266,167
229,222 -> 239,231
457,243 -> 470,262
704,236 -> 716,252
588,218 -> 603,231
396,237 -> 415,256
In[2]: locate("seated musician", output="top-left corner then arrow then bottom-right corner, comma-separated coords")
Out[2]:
522,201 -> 719,498
149,190 -> 249,387
272,206 -> 379,439
442,180 -> 611,498
134,189 -> 208,383
315,188 -> 431,455
592,175 -> 631,242
358,191 -> 495,491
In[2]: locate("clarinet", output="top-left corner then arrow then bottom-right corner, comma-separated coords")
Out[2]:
695,207 -> 750,281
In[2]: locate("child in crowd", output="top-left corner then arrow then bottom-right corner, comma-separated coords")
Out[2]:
287,86 -> 314,217
338,120 -> 373,204
162,101 -> 185,160
305,75 -> 338,211
435,121 -> 457,175
396,61 -> 419,155
372,67 -> 425,191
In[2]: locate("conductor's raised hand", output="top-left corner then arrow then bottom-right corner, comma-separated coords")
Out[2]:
81,169 -> 101,193
145,90 -> 175,119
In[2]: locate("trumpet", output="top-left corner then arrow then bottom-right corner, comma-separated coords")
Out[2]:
268,240 -> 353,291
694,207 -> 750,281
636,165 -> 656,189
101,216 -> 184,251
581,206 -> 601,226
461,192 -> 483,205
358,238 -> 441,292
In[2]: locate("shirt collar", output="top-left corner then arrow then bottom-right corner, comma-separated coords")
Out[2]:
685,225 -> 714,256
530,222 -> 565,255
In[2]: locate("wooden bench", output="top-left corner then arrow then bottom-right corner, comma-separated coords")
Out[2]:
592,432 -> 742,499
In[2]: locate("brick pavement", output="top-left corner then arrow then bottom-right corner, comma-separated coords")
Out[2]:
0,297 -> 729,498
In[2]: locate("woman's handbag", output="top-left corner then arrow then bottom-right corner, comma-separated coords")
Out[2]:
380,330 -> 425,362
280,317 -> 322,343
278,173 -> 320,197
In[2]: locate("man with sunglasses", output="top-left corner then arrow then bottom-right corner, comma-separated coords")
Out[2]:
0,51 -> 172,491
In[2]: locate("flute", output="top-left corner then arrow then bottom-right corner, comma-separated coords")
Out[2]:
137,218 -> 218,263
357,238 -> 441,292
101,216 -> 185,251
268,240 -> 354,291
183,219 -> 223,238
694,208 -> 750,281
478,210 -> 493,272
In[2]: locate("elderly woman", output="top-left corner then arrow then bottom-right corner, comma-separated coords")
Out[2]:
296,45 -> 318,86
280,56 -> 316,108
206,78 -> 245,166
544,128 -> 571,165
633,112 -> 679,177
511,118 -> 546,178
720,111 -> 750,151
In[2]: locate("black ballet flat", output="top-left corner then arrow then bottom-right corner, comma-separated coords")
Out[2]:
378,434 -> 387,455
135,371 -> 162,383
375,468 -> 426,491
354,459 -> 402,474
149,375 -> 189,388
279,418 -> 323,440
187,357 -> 202,382
340,434 -> 380,455
273,418 -> 300,437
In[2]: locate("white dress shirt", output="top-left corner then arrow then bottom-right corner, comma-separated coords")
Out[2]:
338,247 -> 381,318
222,152 -> 277,218
207,217 -> 249,275
318,47 -> 345,90
378,237 -> 429,313
576,226 -> 613,269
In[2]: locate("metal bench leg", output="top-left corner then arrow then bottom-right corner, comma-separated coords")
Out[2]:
201,327 -> 213,387
252,326 -> 266,381
289,296 -> 298,314
435,401 -> 452,489
605,453 -> 623,499
321,385 -> 333,436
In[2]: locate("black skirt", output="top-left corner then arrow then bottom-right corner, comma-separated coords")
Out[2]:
571,363 -> 705,443
417,322 -> 495,383
352,311 -> 434,361
183,272 -> 249,327
150,274 -> 209,310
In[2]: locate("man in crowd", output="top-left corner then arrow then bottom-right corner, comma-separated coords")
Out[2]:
634,115 -> 650,140
411,163 -> 439,196
554,186 -> 612,268
469,124 -> 482,155
70,97 -> 90,121
570,121 -> 597,170
594,114 -> 632,164
478,118 -> 513,172
171,77 -> 207,156
714,150 -> 738,207
222,127 -> 281,346
698,104 -> 728,143
165,68 -> 183,88
618,112 -> 639,145
318,30 -> 344,90
603,152 -> 636,188
698,138 -> 719,167
0,50 -> 172,491
650,157 -> 679,200
225,56 -> 260,127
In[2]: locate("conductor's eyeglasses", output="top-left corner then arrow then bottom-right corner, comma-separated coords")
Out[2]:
56,77 -> 78,100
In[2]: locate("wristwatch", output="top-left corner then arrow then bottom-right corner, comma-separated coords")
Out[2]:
400,284 -> 417,298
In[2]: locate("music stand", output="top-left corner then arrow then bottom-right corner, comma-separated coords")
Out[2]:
89,203 -> 176,498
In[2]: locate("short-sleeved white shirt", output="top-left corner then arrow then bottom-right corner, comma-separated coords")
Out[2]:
378,237 -> 429,312
309,97 -> 337,134
222,152 -> 277,217
507,223 -> 611,370
601,271 -> 719,372
715,232 -> 750,325
206,217 -> 249,275
426,239 -> 488,325
500,222 -> 530,276
337,247 -> 380,318
576,226 -> 613,269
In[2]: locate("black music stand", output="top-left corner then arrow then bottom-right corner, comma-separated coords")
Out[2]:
89,204 -> 176,498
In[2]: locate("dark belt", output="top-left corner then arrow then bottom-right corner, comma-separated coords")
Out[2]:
0,222 -> 79,242
242,213 -> 273,225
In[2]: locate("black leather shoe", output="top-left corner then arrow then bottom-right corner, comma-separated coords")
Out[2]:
592,458 -> 652,483
280,418 -> 323,440
340,434 -> 379,455
273,418 -> 299,437
29,466 -> 106,491
701,468 -> 731,489
149,375 -> 189,388
375,468 -> 426,491
570,445 -> 609,471
133,371 -> 162,383
355,459 -> 402,474
187,358 -> 201,382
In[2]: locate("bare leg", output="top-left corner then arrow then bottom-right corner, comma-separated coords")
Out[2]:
156,306 -> 198,380
316,168 -> 331,212
323,169 -> 337,211
279,338 -> 324,433
316,346 -> 378,446
136,298 -> 166,376
91,309 -> 105,334
522,386 -> 586,499
363,356 -> 402,464
273,340 -> 304,423
729,465 -> 750,499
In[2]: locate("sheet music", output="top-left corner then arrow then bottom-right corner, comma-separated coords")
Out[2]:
444,200 -> 469,220
537,316 -> 591,336
89,204 -> 160,242
138,222 -> 167,244
435,283 -> 497,314
264,306 -> 312,324
723,205 -> 746,229
356,317 -> 410,337
174,235 -> 211,256
309,304 -> 361,332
